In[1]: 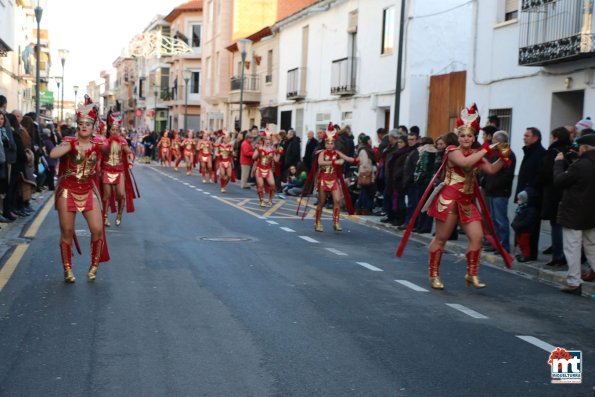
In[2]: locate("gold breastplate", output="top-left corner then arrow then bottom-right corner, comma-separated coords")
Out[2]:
64,148 -> 99,181
106,140 -> 122,166
321,152 -> 337,175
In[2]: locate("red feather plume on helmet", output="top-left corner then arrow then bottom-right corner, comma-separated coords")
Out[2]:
454,103 -> 481,133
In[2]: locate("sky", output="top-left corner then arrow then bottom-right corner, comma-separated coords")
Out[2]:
42,0 -> 176,103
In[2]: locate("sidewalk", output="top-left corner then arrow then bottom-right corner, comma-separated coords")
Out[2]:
0,191 -> 53,264
351,213 -> 595,298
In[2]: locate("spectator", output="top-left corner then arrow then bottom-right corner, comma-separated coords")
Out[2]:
380,130 -> 401,223
486,115 -> 500,129
398,125 -> 408,136
398,133 -> 420,230
511,190 -> 539,261
575,117 -> 592,135
284,129 -> 301,178
390,135 -> 411,225
283,162 -> 308,196
41,128 -> 56,190
303,130 -> 318,171
5,113 -> 29,218
410,125 -> 420,136
413,136 -> 437,233
540,127 -> 571,267
355,134 -> 377,215
240,131 -> 255,189
553,133 -> 595,294
515,127 -> 546,261
315,128 -> 326,151
377,128 -> 388,154
484,131 -> 516,252
233,130 -> 244,179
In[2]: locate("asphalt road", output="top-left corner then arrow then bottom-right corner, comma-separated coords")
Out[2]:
0,163 -> 593,397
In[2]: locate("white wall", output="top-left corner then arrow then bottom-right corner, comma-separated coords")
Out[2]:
276,0 -> 472,148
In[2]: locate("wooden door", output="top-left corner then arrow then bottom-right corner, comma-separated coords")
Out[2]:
427,71 -> 466,139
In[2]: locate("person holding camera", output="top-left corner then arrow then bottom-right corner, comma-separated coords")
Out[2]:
553,133 -> 595,294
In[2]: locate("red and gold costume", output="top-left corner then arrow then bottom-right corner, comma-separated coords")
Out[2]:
172,131 -> 182,170
182,137 -> 196,175
396,104 -> 513,290
197,137 -> 214,183
298,123 -> 356,232
57,136 -> 103,213
158,132 -> 172,167
55,95 -> 110,283
101,111 -> 139,227
253,139 -> 280,206
216,140 -> 234,191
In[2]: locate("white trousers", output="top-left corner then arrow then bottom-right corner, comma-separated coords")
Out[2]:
562,227 -> 595,286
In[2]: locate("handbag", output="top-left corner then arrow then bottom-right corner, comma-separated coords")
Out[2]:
357,170 -> 373,186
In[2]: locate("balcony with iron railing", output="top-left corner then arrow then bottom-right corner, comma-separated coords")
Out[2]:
286,67 -> 307,100
229,74 -> 261,104
330,57 -> 357,96
519,0 -> 595,66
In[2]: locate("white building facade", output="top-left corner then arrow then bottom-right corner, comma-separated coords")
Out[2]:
467,0 -> 595,160
275,0 -> 473,147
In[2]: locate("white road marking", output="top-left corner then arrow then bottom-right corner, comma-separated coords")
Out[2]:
280,227 -> 295,232
183,182 -> 190,186
256,216 -> 266,220
394,280 -> 429,292
326,248 -> 348,256
196,189 -> 202,192
203,192 -> 210,195
266,220 -> 279,225
298,236 -> 319,243
516,336 -> 557,353
211,195 -> 219,199
356,262 -> 383,271
189,185 -> 196,188
445,303 -> 488,319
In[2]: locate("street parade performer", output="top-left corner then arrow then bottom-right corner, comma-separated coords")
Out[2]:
298,123 -> 358,232
216,131 -> 235,192
102,109 -> 139,227
172,130 -> 182,171
157,130 -> 172,167
396,104 -> 514,289
182,130 -> 197,175
197,131 -> 214,184
50,95 -> 110,283
252,130 -> 281,207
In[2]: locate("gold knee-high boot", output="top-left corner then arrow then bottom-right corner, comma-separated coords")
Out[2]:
428,248 -> 444,289
333,207 -> 342,231
87,239 -> 103,281
314,206 -> 323,232
465,250 -> 485,288
103,200 -> 110,227
60,241 -> 75,283
257,188 -> 265,207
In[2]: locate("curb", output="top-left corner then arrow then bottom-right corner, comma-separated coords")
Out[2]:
350,215 -> 595,298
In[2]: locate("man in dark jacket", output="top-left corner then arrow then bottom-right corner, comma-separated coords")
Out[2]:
515,127 -> 546,260
554,133 -> 595,294
303,130 -> 318,171
380,130 -> 399,223
283,130 -> 301,178
398,133 -> 420,229
484,131 -> 516,252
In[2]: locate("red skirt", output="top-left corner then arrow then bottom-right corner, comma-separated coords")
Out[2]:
427,184 -> 481,224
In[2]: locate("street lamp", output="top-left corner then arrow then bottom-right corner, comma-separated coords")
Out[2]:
238,38 -> 252,132
183,69 -> 191,132
34,0 -> 47,121
58,48 -> 69,123
153,83 -> 158,133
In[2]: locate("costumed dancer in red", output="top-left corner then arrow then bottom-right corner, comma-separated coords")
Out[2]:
50,95 -> 110,283
396,104 -> 513,289
252,130 -> 281,207
311,123 -> 358,232
197,131 -> 214,183
216,132 -> 234,192
172,130 -> 183,171
182,130 -> 197,175
102,110 -> 136,227
158,130 -> 172,167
